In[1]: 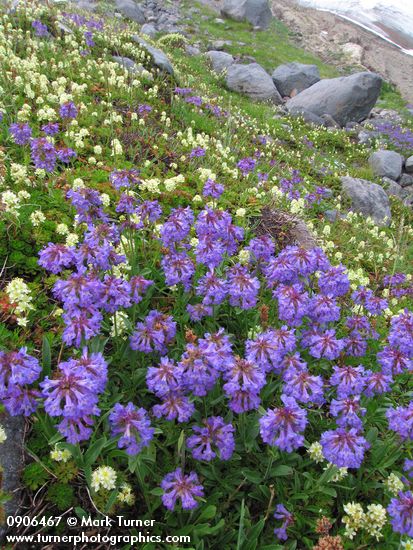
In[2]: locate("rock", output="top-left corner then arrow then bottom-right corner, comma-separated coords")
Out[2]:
341,176 -> 391,225
0,415 -> 24,539
209,39 -> 232,51
205,51 -> 234,73
288,106 -> 325,126
400,173 -> 413,187
112,55 -> 149,76
140,23 -> 157,37
286,72 -> 382,127
369,150 -> 403,181
321,114 -> 339,128
324,209 -> 339,222
132,36 -> 174,75
271,62 -> 320,97
185,44 -> 201,56
221,0 -> 272,29
115,0 -> 145,23
382,177 -> 403,198
405,156 -> 413,173
226,63 -> 283,103
341,42 -> 364,64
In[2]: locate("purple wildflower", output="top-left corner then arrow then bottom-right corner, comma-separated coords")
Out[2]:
30,137 -> 57,172
161,251 -> 195,291
259,395 -> 307,452
329,365 -> 366,397
109,403 -> 154,455
186,303 -> 213,321
110,169 -> 140,190
320,427 -> 370,468
59,101 -> 78,119
388,491 -> 413,537
237,157 -> 256,175
283,367 -> 324,405
9,122 -> 32,145
187,417 -> 235,461
130,310 -> 176,354
38,243 -> 74,273
363,370 -> 392,397
32,20 -> 49,37
57,147 -> 77,163
387,403 -> 413,440
318,265 -> 350,297
62,307 -> 103,347
153,392 -> 194,422
330,396 -> 365,430
273,283 -> 309,326
161,468 -> 204,511
307,329 -> 345,360
146,357 -> 183,397
42,122 -> 59,136
203,178 -> 224,198
227,264 -> 260,309
273,504 -> 294,541
189,147 -> 205,158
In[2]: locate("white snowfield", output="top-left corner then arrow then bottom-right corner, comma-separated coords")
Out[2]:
296,0 -> 413,56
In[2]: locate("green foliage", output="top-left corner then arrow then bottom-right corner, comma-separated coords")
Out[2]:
46,483 -> 75,511
22,462 -> 50,491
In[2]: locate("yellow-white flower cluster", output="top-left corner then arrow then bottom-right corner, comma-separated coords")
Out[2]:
6,278 -> 33,326
342,502 -> 387,540
91,466 -> 117,492
50,445 -> 72,463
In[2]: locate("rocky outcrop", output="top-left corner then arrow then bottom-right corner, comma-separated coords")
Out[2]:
286,72 -> 382,127
115,0 -> 145,23
369,150 -> 403,181
112,55 -> 151,78
226,63 -> 282,103
132,36 -> 174,75
221,0 -> 272,29
271,62 -> 320,97
405,156 -> 413,174
341,176 -> 391,225
205,51 -> 234,73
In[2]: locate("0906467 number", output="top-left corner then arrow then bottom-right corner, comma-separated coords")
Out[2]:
7,516 -> 62,527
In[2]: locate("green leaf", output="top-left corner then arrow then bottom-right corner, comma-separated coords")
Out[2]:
196,505 -> 217,522
84,437 -> 107,467
41,335 -> 51,378
271,465 -> 293,477
237,499 -> 246,550
243,519 -> 265,550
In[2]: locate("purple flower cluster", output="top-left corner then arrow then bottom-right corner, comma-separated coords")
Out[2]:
130,310 -> 176,354
0,348 -> 41,416
109,402 -> 154,455
187,416 -> 235,461
40,349 -> 107,443
161,468 -> 204,511
259,395 -> 307,452
273,504 -> 294,541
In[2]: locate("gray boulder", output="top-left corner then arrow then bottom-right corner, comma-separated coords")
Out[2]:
115,0 -> 145,23
112,56 -> 151,78
400,173 -> 413,187
286,72 -> 382,127
132,36 -> 174,75
288,106 -> 325,126
369,150 -> 403,181
185,44 -> 201,56
205,51 -> 234,73
140,23 -> 157,38
0,415 -> 24,540
341,176 -> 391,225
382,177 -> 403,198
226,63 -> 282,103
405,155 -> 413,173
271,62 -> 320,97
221,0 -> 272,28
